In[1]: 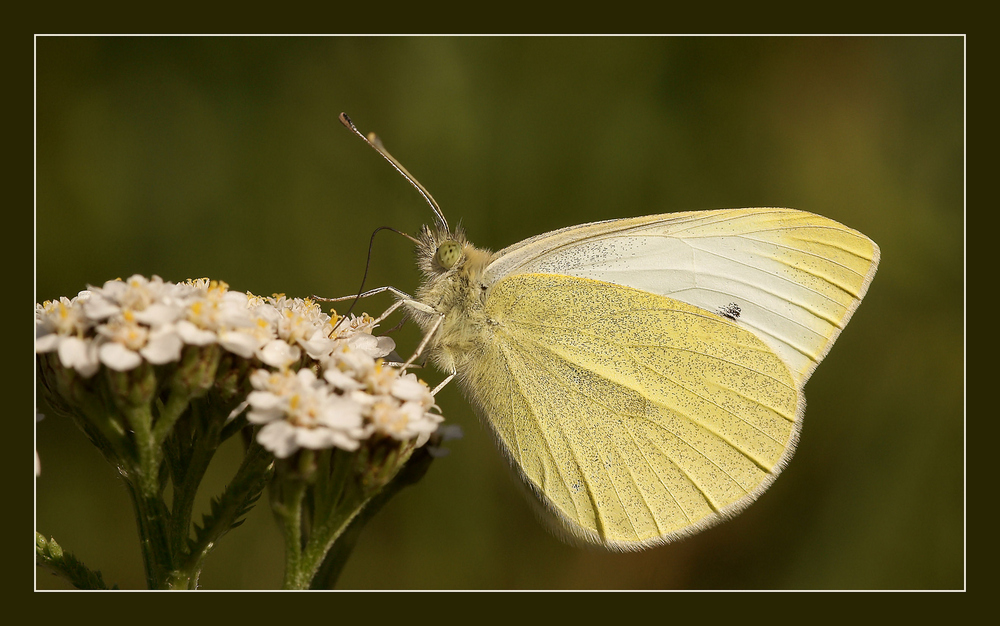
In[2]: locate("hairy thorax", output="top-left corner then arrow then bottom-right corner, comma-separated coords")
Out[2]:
409,244 -> 496,374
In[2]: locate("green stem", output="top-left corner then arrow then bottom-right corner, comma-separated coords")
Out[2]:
167,448 -> 210,555
310,446 -> 435,589
292,494 -> 367,590
278,478 -> 308,589
166,400 -> 224,559
123,403 -> 159,497
121,402 -> 178,588
153,388 -> 192,447
312,448 -> 351,527
123,478 -> 174,588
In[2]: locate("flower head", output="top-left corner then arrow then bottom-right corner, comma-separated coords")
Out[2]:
37,275 -> 448,456
247,368 -> 367,457
36,293 -> 100,377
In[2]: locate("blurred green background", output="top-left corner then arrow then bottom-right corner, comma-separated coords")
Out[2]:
34,36 -> 964,590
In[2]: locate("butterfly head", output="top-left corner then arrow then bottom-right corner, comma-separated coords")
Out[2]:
434,239 -> 463,270
417,224 -> 468,276
415,223 -> 495,293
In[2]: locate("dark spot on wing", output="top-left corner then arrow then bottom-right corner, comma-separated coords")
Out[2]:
718,302 -> 741,320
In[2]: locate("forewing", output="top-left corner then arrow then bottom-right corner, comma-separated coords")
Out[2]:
486,208 -> 880,385
464,273 -> 802,549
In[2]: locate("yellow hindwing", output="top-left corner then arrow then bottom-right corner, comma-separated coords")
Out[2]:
464,273 -> 802,549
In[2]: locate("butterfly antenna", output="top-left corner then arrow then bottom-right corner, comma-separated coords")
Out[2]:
339,112 -> 450,234
331,226 -> 419,333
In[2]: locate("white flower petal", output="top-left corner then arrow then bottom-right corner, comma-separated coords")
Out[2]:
35,333 -> 59,353
257,421 -> 298,458
258,339 -> 301,368
72,343 -> 101,377
323,368 -> 363,391
253,303 -> 281,325
344,333 -> 378,356
140,328 -> 183,364
374,336 -> 396,358
58,336 -> 98,373
176,320 -> 217,345
249,369 -> 274,389
97,279 -> 127,298
217,330 -> 259,358
247,389 -> 284,411
222,291 -> 249,307
294,368 -> 319,386
318,397 -> 364,429
347,389 -> 376,407
247,407 -> 284,424
294,428 -> 336,450
99,342 -> 143,371
391,375 -> 432,403
300,330 -> 337,360
133,303 -> 182,327
83,296 -> 120,321
328,431 -> 362,451
331,346 -> 375,373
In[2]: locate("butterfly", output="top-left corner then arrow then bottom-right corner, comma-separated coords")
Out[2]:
339,113 -> 880,550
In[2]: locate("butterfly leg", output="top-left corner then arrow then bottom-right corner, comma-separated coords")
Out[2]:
315,287 -> 448,383
396,300 -> 444,372
312,285 -> 415,303
371,298 -> 406,326
315,286 -> 415,332
431,370 -> 457,395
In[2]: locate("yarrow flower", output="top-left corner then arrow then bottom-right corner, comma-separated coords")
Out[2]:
35,294 -> 101,377
248,368 -> 367,457
36,275 -> 455,590
35,276 -> 398,375
245,346 -> 444,457
37,275 -> 445,458
325,355 -> 443,446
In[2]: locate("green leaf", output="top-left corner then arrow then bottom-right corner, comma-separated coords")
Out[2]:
183,443 -> 273,567
36,532 -> 119,590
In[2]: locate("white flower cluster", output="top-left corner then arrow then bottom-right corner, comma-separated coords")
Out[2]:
35,275 -> 384,375
247,360 -> 441,458
37,275 -> 444,457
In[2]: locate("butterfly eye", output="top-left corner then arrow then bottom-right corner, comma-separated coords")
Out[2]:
434,240 -> 463,270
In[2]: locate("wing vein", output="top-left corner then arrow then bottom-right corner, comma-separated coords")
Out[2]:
510,341 -> 642,539
518,333 -> 763,489
510,309 -> 798,394
499,340 -> 623,531
622,426 -> 689,527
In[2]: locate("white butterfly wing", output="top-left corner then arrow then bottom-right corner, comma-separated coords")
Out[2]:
486,208 -> 880,386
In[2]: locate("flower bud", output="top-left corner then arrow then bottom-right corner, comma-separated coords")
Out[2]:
105,360 -> 157,411
173,344 -> 222,398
